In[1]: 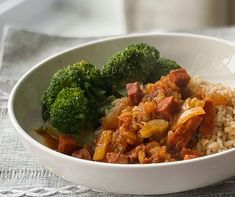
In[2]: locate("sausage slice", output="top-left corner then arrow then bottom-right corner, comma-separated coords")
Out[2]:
156,96 -> 179,120
126,82 -> 143,105
199,100 -> 216,137
169,68 -> 191,87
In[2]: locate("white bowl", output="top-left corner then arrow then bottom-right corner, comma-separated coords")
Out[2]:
8,33 -> 235,195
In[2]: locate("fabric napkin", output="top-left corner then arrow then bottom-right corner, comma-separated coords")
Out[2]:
1,26 -> 235,196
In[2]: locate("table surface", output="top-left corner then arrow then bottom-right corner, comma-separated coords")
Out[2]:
1,26 -> 235,197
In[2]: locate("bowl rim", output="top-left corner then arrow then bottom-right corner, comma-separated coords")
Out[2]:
8,32 -> 235,169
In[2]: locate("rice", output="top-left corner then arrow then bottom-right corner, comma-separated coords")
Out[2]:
191,76 -> 235,155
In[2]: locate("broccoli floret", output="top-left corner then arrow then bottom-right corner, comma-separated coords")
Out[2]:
102,43 -> 160,94
50,87 -> 94,134
148,57 -> 181,82
41,60 -> 101,120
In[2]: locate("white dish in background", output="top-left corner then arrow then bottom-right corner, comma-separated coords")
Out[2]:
8,33 -> 235,195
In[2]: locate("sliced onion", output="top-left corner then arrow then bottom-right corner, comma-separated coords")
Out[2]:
182,98 -> 205,111
175,107 -> 205,128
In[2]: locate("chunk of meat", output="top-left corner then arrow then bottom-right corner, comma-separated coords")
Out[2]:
169,68 -> 191,87
126,82 -> 143,105
167,116 -> 202,151
156,96 -> 179,120
199,100 -> 216,137
105,152 -> 129,164
57,135 -> 77,155
72,147 -> 92,160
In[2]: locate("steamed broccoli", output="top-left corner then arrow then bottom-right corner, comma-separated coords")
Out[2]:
41,60 -> 102,120
102,43 -> 160,94
148,57 -> 181,82
41,43 -> 181,136
49,87 -> 93,134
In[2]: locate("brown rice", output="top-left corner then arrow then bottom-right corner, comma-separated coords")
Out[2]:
191,76 -> 235,155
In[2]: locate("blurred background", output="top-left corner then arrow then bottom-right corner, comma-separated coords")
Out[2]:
0,0 -> 235,38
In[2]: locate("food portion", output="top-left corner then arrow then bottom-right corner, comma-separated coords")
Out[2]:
36,42 -> 235,164
41,61 -> 104,133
